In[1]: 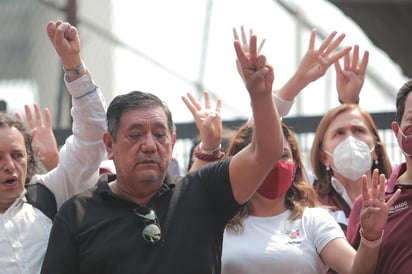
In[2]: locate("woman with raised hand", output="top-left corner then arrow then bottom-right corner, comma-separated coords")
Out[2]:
220,122 -> 399,274
311,103 -> 392,231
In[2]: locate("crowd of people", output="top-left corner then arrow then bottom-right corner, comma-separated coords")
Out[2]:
0,19 -> 410,274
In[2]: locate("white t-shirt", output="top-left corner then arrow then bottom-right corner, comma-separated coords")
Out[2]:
222,207 -> 345,274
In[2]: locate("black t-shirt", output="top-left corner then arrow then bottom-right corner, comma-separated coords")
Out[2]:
41,158 -> 241,274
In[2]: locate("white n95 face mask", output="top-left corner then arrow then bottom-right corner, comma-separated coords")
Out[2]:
324,136 -> 374,181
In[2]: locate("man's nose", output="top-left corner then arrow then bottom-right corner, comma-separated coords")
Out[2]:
1,155 -> 16,172
141,134 -> 157,152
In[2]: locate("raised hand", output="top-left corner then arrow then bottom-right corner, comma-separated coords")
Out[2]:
234,31 -> 274,97
275,29 -> 351,102
233,26 -> 266,83
359,169 -> 400,241
233,25 -> 266,54
15,104 -> 59,171
294,29 -> 351,87
335,45 -> 369,103
181,91 -> 222,151
46,20 -> 84,75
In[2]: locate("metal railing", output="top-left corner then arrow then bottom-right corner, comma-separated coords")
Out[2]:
54,111 -> 404,174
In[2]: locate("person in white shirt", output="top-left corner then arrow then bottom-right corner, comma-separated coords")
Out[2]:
220,122 -> 399,274
186,102 -> 399,273
0,20 -> 107,274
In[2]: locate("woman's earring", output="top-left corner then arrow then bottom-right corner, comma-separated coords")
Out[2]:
374,159 -> 379,166
325,166 -> 330,171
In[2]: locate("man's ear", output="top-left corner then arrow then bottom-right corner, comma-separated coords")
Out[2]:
172,133 -> 176,148
103,132 -> 115,160
392,121 -> 399,136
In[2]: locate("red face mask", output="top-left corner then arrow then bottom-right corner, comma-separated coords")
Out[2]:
399,124 -> 412,157
257,160 -> 296,200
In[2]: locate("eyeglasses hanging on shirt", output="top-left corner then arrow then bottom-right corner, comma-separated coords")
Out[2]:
134,208 -> 161,244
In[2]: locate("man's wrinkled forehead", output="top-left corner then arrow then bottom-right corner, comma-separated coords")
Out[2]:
0,126 -> 26,149
121,107 -> 171,132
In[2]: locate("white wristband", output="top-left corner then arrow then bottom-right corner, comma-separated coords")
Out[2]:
63,62 -> 86,77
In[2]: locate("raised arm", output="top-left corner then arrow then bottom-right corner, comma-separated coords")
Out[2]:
47,20 -> 86,81
349,169 -> 400,273
320,169 -> 400,274
275,29 -> 351,104
35,20 -> 107,208
229,33 -> 283,204
234,28 -> 351,116
233,26 -> 266,84
181,91 -> 223,172
15,104 -> 59,171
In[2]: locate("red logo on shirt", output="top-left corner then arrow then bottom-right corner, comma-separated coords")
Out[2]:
286,229 -> 300,239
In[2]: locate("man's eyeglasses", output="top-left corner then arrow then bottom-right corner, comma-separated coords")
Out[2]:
134,208 -> 161,244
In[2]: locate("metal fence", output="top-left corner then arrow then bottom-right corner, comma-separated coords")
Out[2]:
171,112 -> 404,174
54,111 -> 404,175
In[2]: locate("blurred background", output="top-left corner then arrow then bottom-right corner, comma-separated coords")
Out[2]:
1,0 -> 411,173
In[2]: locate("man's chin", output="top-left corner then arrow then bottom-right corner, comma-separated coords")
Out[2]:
135,171 -> 163,183
133,164 -> 164,178
0,184 -> 25,203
